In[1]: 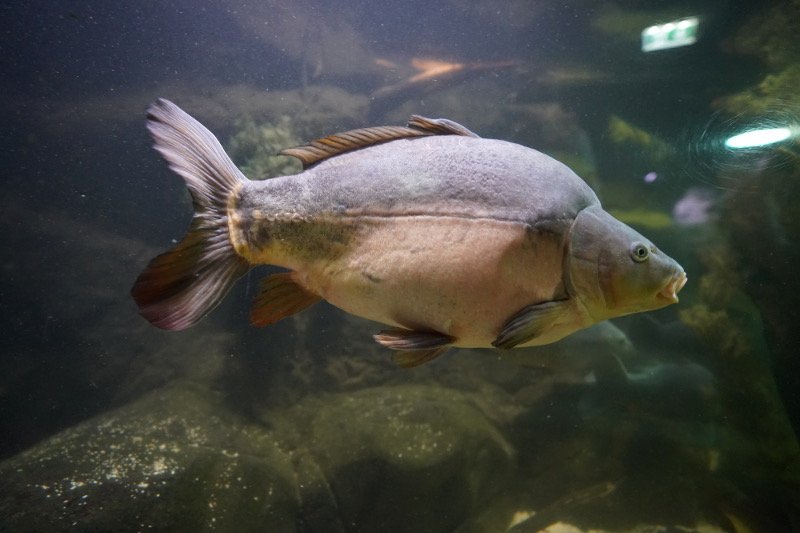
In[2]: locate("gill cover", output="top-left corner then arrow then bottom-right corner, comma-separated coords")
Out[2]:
568,205 -> 684,320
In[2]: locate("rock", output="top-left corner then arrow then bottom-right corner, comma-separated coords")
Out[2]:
0,383 -> 517,532
271,384 -> 516,532
0,384 -> 298,531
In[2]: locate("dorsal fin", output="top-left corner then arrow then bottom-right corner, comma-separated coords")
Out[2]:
407,115 -> 480,138
280,115 -> 480,169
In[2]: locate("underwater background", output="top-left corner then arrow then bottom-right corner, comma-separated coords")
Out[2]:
1,1 -> 799,531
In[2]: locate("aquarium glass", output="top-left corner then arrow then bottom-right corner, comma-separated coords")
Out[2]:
1,1 -> 798,531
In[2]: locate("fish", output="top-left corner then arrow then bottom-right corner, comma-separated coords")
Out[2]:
132,99 -> 687,368
369,57 -> 520,117
371,57 -> 520,101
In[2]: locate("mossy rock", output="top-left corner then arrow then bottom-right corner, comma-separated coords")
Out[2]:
0,381 -> 517,532
228,115 -> 303,180
283,384 -> 516,533
0,384 -> 299,531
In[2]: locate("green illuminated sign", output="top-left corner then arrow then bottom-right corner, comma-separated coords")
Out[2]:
642,17 -> 699,52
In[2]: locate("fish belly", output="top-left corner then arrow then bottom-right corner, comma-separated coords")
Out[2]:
292,215 -> 567,348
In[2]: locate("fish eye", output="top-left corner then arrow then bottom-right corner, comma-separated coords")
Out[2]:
630,243 -> 650,263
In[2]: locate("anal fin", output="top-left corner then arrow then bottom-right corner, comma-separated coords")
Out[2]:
250,272 -> 322,327
373,328 -> 453,368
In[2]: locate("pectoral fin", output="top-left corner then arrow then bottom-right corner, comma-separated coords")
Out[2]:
492,300 -> 571,349
250,272 -> 322,327
373,328 -> 454,368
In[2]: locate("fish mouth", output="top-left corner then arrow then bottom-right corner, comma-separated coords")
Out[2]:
658,271 -> 687,304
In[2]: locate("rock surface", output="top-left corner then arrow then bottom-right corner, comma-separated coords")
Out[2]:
0,382 -> 516,532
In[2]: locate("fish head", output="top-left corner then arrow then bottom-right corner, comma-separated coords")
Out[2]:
568,206 -> 687,321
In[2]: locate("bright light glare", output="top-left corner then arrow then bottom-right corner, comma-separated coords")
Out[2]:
724,127 -> 793,149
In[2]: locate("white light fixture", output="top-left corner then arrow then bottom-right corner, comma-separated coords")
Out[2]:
724,127 -> 793,149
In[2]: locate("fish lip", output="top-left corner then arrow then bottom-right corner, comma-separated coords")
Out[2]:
658,271 -> 687,304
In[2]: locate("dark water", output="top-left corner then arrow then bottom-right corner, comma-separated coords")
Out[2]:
1,1 -> 799,531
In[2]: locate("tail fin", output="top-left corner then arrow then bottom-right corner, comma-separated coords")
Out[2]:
131,99 -> 250,330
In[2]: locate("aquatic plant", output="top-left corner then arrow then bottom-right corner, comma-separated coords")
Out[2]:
709,2 -> 800,456
720,64 -> 800,116
678,168 -> 800,482
227,115 -> 303,180
719,1 -> 800,115
728,0 -> 800,68
608,115 -> 672,163
678,244 -> 752,361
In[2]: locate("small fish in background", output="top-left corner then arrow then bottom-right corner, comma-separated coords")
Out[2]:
369,57 -> 520,116
672,187 -> 716,226
132,99 -> 686,368
577,358 -> 718,425
371,57 -> 519,99
499,321 -> 636,384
